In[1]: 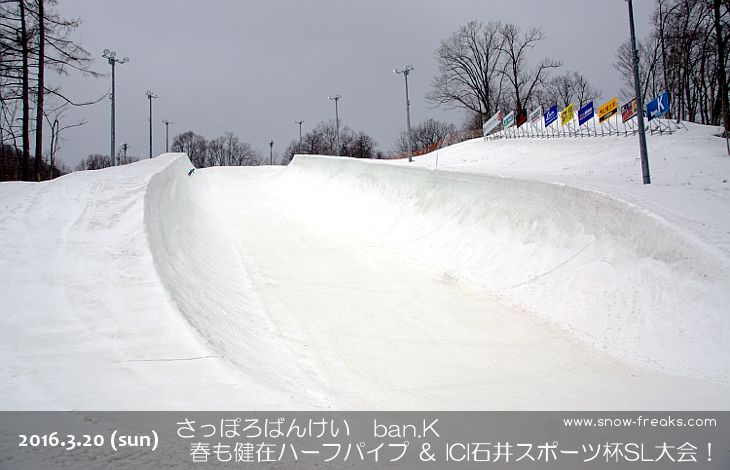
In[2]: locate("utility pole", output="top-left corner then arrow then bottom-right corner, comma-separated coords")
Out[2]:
102,50 -> 128,166
162,119 -> 173,153
395,65 -> 414,162
295,120 -> 304,147
145,90 -> 158,158
328,95 -> 342,156
626,0 -> 650,184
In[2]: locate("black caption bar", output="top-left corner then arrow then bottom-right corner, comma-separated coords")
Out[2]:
1,412 -> 728,469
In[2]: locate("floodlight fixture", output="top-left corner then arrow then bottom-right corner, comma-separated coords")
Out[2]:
103,49 -> 129,166
395,65 -> 414,162
328,95 -> 342,156
146,90 -> 159,158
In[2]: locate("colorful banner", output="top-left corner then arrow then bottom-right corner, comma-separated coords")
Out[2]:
482,111 -> 502,136
621,99 -> 637,123
516,109 -> 528,128
544,105 -> 558,127
578,101 -> 594,126
646,91 -> 669,121
529,106 -> 542,124
560,104 -> 574,126
599,98 -> 618,123
503,111 -> 515,129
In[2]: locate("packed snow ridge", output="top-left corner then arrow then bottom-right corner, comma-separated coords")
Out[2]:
1,120 -> 728,410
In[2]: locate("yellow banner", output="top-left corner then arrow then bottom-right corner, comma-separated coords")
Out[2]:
599,98 -> 618,123
560,104 -> 574,126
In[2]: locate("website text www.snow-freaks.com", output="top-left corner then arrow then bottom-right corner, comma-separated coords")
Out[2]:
564,416 -> 717,428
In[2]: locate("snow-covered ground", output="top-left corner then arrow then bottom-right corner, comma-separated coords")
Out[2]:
0,120 -> 728,411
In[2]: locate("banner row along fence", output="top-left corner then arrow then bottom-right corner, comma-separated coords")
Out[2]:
483,92 -> 686,141
389,92 -> 685,160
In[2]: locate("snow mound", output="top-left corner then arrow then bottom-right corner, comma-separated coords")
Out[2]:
283,154 -> 730,384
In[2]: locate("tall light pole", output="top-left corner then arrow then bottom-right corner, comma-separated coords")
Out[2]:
328,95 -> 341,156
295,120 -> 304,147
102,49 -> 128,167
393,65 -> 413,162
626,0 -> 650,184
395,65 -> 414,162
145,90 -> 158,158
162,119 -> 173,153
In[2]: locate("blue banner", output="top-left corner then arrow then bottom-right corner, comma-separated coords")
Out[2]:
646,91 -> 669,121
544,105 -> 558,127
578,101 -> 594,126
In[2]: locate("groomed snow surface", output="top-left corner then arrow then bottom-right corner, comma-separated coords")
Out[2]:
1,120 -> 729,410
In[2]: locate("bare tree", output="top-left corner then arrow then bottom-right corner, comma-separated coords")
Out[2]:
16,0 -> 31,181
461,110 -> 484,132
498,23 -> 562,113
614,35 -> 663,105
0,82 -> 21,181
426,20 -> 505,122
539,71 -> 602,110
44,97 -> 85,179
74,153 -> 110,171
287,120 -> 380,158
206,132 -> 262,167
171,130 -> 206,168
281,139 -> 301,165
33,0 -> 43,181
573,72 -> 603,108
539,72 -> 575,110
1,0 -> 98,181
31,0 -> 98,181
634,0 -> 726,125
345,131 -> 378,159
116,147 -> 139,166
394,118 -> 457,153
312,120 -> 348,156
302,120 -> 350,156
714,0 -> 729,149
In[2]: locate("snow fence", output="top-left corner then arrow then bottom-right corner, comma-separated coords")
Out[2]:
283,155 -> 730,384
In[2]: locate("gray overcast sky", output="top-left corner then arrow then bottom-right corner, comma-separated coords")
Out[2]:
52,0 -> 656,168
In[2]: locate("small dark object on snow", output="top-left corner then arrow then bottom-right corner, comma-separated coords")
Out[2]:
188,168 -> 195,176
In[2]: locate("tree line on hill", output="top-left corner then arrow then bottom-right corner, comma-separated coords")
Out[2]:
0,143 -> 68,180
616,0 -> 730,130
280,120 -> 385,165
428,2 -> 730,137
4,2 -> 729,180
171,131 -> 265,168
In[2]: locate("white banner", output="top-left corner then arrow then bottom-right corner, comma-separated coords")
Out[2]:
529,106 -> 542,124
482,111 -> 502,137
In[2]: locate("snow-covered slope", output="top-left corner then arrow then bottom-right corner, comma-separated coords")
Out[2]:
284,149 -> 729,384
144,155 -> 328,406
0,120 -> 728,410
0,155 -> 326,410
